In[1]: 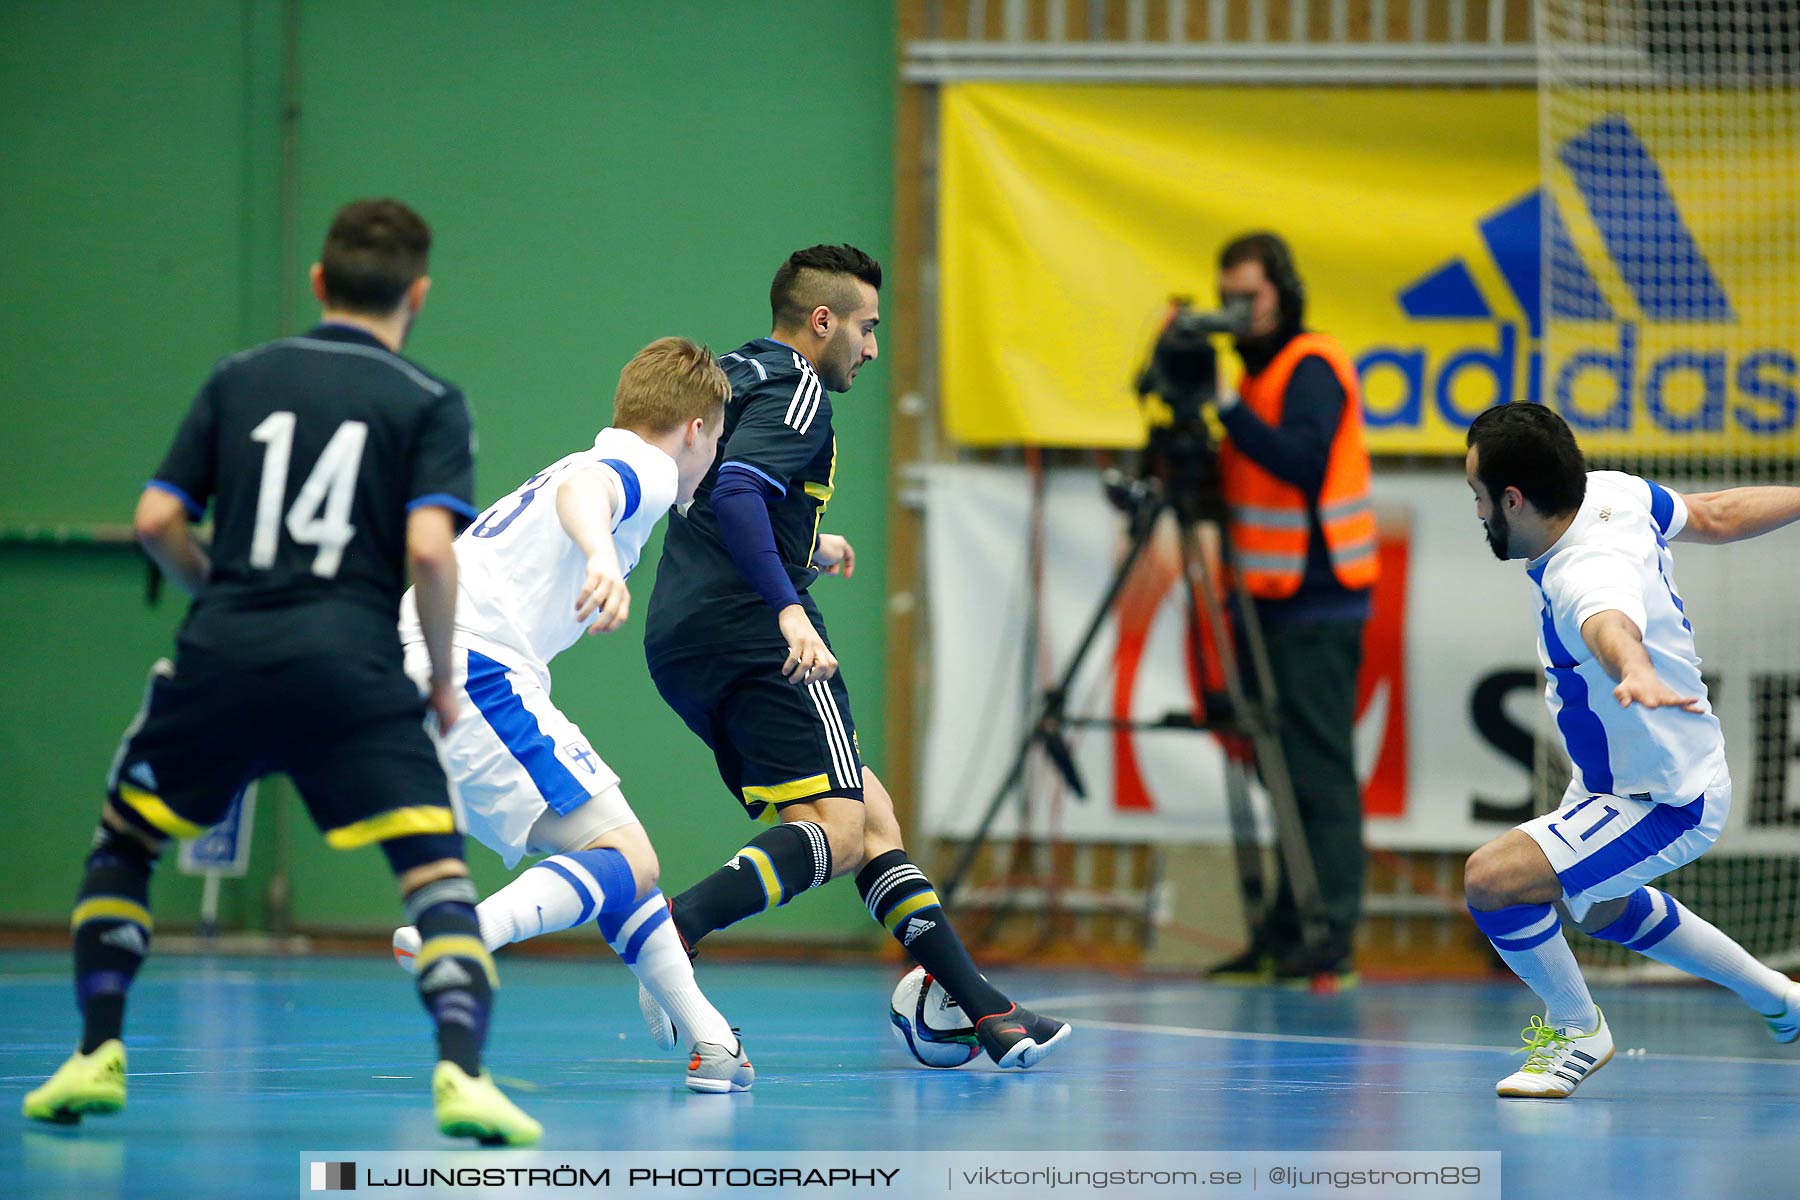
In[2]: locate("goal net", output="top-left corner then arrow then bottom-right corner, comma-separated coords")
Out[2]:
1538,0 -> 1800,971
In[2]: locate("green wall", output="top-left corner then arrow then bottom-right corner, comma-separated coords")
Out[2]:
0,1 -> 894,943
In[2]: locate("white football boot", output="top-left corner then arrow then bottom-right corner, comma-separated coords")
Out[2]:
1496,1010 -> 1613,1099
685,1038 -> 753,1094
1763,980 -> 1800,1043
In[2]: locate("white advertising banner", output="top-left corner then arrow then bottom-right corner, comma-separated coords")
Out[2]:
918,464 -> 1800,852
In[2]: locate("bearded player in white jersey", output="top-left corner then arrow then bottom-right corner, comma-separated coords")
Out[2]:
1461,402 -> 1800,1099
388,337 -> 751,1093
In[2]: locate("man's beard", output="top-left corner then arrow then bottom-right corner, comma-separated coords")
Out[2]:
820,338 -> 855,392
1233,321 -> 1298,374
1483,506 -> 1510,560
1233,329 -> 1281,356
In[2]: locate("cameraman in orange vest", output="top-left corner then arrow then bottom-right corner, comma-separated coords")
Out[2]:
1208,232 -> 1377,987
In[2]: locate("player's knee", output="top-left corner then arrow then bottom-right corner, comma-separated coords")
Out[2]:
384,832 -> 469,898
1462,843 -> 1513,911
396,858 -> 469,898
861,802 -> 904,857
1468,830 -> 1563,911
852,772 -> 904,864
584,822 -> 660,898
831,839 -> 868,876
628,844 -> 661,897
859,773 -> 905,851
815,807 -> 866,874
100,802 -> 168,854
779,795 -> 864,875
823,816 -> 865,874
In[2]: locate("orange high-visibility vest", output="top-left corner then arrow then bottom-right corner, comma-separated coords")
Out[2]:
1218,332 -> 1379,600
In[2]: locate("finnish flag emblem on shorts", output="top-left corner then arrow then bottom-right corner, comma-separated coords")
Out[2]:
311,1161 -> 356,1190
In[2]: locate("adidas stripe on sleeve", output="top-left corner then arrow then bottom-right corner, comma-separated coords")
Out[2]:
714,356 -> 833,493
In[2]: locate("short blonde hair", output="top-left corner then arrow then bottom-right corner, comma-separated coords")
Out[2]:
612,337 -> 730,434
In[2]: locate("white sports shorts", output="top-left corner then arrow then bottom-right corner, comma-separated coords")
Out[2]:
1519,767 -> 1730,921
404,640 -> 637,869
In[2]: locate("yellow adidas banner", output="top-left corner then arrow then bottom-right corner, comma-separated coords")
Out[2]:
940,85 -> 1798,456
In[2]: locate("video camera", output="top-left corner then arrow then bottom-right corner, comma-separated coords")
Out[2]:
1133,293 -> 1253,424
1111,294 -> 1254,524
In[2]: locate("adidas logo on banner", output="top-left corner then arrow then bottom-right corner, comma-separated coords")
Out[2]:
99,924 -> 148,956
418,958 -> 474,993
901,917 -> 936,946
1362,113 -> 1793,437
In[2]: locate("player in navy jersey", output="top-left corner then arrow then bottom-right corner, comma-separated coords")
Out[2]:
24,200 -> 538,1143
643,245 -> 1070,1069
1461,402 -> 1800,1099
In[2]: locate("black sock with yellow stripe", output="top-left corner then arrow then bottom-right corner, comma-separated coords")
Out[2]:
856,850 -> 1009,1021
671,821 -> 832,950
406,877 -> 495,1076
73,825 -> 160,1053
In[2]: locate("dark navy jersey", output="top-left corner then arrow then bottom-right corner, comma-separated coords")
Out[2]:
646,337 -> 837,663
151,322 -> 475,662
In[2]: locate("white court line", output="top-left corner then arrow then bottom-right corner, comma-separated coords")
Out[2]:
1034,993 -> 1800,1068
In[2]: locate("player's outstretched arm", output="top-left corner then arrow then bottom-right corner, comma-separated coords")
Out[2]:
555,467 -> 629,634
407,506 -> 461,731
1580,609 -> 1703,712
1674,486 -> 1800,545
133,487 -> 210,598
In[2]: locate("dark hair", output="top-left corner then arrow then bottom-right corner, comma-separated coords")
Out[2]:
1466,403 -> 1587,516
319,199 -> 432,314
1219,230 -> 1305,329
769,244 -> 882,329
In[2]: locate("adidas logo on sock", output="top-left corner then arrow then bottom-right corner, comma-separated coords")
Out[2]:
99,924 -> 148,956
418,958 -> 474,992
901,917 -> 936,946
127,762 -> 158,791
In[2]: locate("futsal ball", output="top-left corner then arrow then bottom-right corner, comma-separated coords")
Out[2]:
889,967 -> 981,1068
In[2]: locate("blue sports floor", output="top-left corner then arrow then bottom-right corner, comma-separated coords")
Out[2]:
4,951 -> 1795,1199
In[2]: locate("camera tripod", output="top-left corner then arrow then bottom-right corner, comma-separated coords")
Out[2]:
938,426 -> 1332,962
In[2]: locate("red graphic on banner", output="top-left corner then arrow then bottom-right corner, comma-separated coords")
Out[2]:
1110,526 -> 1225,813
1106,516 -> 1410,819
1359,520 -> 1410,818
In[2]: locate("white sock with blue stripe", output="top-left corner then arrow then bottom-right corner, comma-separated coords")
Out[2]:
599,890 -> 734,1048
474,851 -> 734,1046
474,847 -> 637,949
1469,903 -> 1599,1033
1591,887 -> 1791,1015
